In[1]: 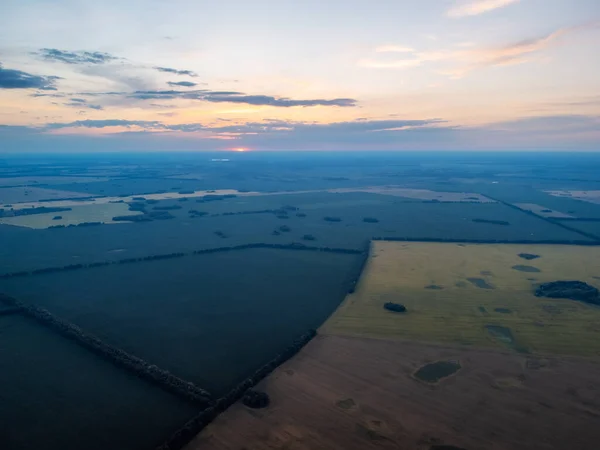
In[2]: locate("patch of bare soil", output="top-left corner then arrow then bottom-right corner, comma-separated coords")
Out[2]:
186,334 -> 600,450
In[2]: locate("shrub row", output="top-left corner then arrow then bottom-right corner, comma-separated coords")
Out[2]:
156,329 -> 317,450
0,244 -> 363,280
0,294 -> 213,406
0,206 -> 72,218
472,218 -> 510,226
48,222 -> 102,229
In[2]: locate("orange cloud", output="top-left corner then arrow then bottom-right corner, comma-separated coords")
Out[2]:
360,22 -> 600,77
447,0 -> 520,18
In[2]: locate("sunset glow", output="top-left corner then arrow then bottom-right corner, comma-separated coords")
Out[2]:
1,0 -> 599,152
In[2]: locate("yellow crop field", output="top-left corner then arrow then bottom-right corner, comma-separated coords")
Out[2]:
322,241 -> 600,356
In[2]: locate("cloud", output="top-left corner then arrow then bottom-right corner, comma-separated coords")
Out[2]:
38,117 -> 440,136
167,81 -> 198,87
4,115 -> 599,151
154,66 -> 198,77
126,89 -> 357,107
31,92 -> 66,98
46,119 -> 166,130
0,64 -> 58,89
37,48 -> 118,64
375,45 -> 414,53
361,22 -> 600,77
488,114 -> 600,133
209,119 -> 443,135
447,0 -> 520,18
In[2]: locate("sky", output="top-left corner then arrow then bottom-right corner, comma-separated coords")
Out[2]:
0,0 -> 599,152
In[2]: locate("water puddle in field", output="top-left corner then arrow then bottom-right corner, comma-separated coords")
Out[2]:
414,360 -> 461,383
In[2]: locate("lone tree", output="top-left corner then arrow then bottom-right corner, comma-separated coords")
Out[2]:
242,390 -> 270,409
384,302 -> 407,313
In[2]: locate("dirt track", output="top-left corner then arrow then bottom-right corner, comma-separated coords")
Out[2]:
186,334 -> 600,450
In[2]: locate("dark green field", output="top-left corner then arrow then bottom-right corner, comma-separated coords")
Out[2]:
2,153 -> 600,450
0,314 -> 197,450
0,248 -> 360,394
0,191 -> 589,274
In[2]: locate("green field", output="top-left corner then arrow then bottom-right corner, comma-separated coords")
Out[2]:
0,248 -> 360,394
0,191 -> 589,274
0,203 -> 141,228
324,241 -> 600,356
0,314 -> 197,450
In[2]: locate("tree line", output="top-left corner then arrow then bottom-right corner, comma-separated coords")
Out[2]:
346,242 -> 371,294
0,244 -> 364,280
156,329 -> 317,450
0,293 -> 213,406
0,206 -> 71,218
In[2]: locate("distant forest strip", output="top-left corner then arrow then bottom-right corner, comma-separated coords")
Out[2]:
156,329 -> 317,450
482,195 -> 600,242
0,294 -> 214,406
0,243 -> 365,280
0,206 -> 71,217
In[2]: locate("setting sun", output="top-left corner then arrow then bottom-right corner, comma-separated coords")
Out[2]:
232,147 -> 248,152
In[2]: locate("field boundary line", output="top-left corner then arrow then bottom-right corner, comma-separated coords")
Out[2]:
156,329 -> 317,450
0,242 -> 365,280
482,195 -> 600,242
0,293 -> 214,406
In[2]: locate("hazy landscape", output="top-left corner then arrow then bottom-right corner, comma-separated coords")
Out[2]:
1,151 -> 600,450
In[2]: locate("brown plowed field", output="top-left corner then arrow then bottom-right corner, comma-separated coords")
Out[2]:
186,334 -> 600,450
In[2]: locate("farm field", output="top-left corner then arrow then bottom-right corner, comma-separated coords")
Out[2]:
0,186 -> 93,203
329,186 -> 494,202
323,241 -> 600,356
514,203 -> 575,218
0,314 -> 197,450
0,192 -> 590,274
546,190 -> 600,205
0,203 -> 141,228
187,334 -> 600,450
0,248 -> 361,395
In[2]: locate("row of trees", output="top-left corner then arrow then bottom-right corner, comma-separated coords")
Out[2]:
472,218 -> 510,226
156,329 -> 317,450
0,244 -> 364,279
0,206 -> 71,218
346,242 -> 371,294
0,293 -> 213,406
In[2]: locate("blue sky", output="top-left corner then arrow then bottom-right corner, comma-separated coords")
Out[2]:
1,0 -> 599,152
